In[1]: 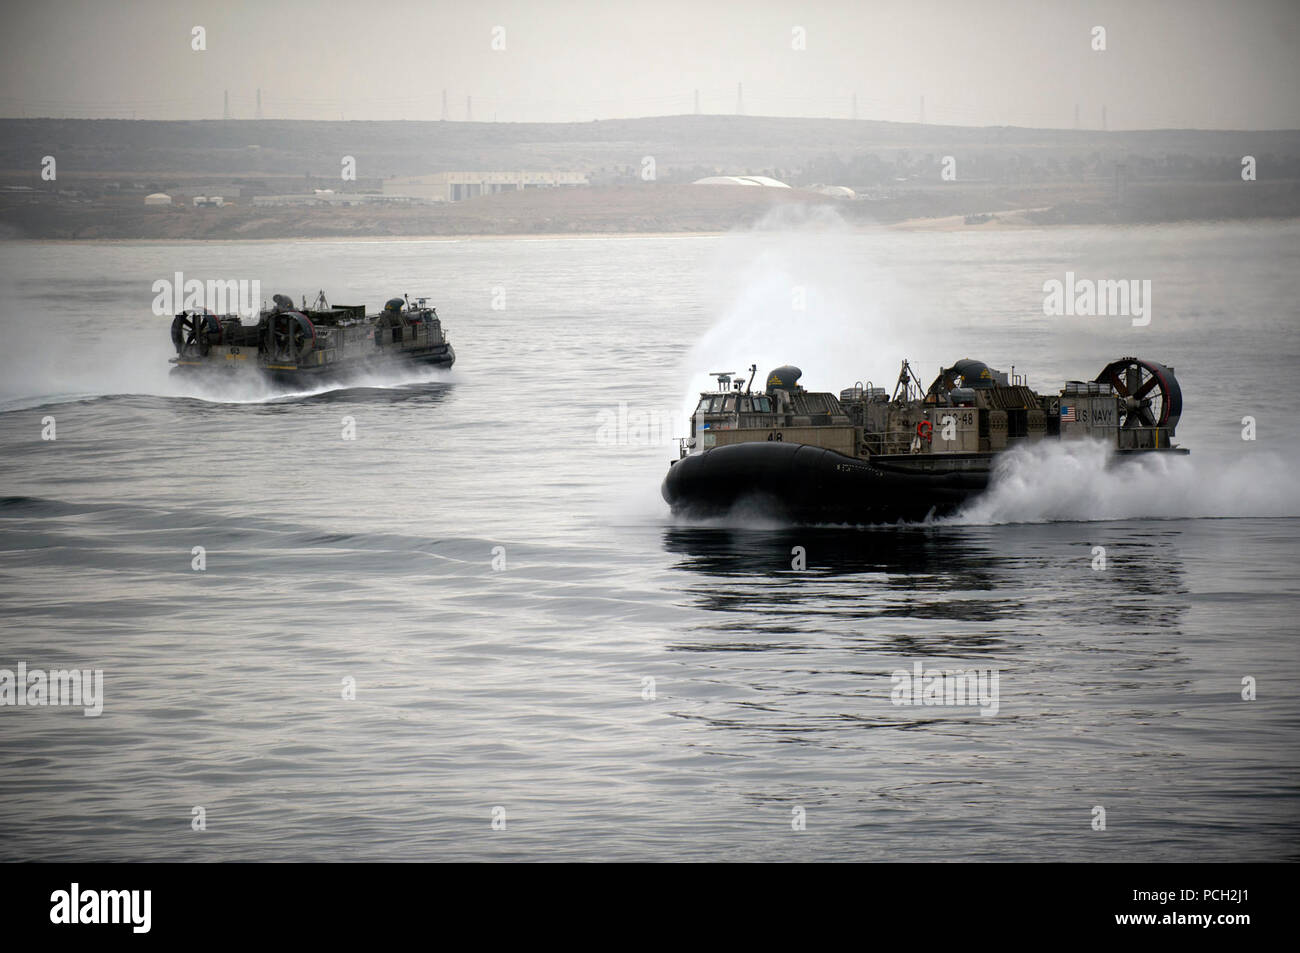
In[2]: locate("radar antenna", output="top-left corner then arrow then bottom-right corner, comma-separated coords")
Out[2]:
710,371 -> 737,392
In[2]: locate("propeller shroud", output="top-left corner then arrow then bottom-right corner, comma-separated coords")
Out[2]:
1094,357 -> 1182,431
170,309 -> 218,356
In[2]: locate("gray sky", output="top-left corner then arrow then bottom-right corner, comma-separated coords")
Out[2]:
1,0 -> 1297,129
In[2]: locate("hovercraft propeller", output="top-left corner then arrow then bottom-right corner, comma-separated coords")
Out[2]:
170,309 -> 216,356
271,319 -> 293,360
1095,357 -> 1182,430
266,311 -> 313,363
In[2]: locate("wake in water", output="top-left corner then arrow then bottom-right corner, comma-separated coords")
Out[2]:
163,364 -> 458,406
0,361 -> 458,412
947,439 -> 1300,524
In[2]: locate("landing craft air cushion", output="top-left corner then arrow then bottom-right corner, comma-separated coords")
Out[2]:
169,291 -> 455,385
662,357 -> 1186,523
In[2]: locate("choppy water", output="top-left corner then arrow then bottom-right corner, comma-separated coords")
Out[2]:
1,220 -> 1298,861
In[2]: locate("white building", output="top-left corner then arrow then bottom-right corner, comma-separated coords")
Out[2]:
251,193 -> 426,208
383,171 -> 589,203
144,193 -> 172,205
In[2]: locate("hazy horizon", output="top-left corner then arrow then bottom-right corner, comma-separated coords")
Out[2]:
1,0 -> 1297,131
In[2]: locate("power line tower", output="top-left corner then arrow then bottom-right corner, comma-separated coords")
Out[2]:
256,88 -> 263,120
223,89 -> 230,120
441,89 -> 448,120
736,83 -> 743,116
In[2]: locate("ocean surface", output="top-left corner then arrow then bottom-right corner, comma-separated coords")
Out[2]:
1,219 -> 1298,861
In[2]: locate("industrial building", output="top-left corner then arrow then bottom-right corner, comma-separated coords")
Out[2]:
251,192 -> 426,208
383,171 -> 588,203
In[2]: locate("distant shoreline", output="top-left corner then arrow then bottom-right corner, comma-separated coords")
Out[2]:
0,230 -> 731,244
3,217 -> 1296,244
5,114 -> 1299,241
